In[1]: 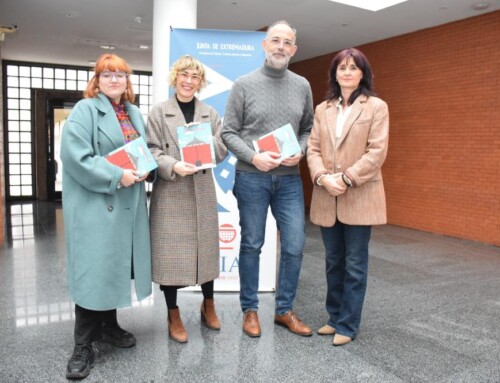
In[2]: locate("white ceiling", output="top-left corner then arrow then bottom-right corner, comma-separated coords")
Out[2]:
0,0 -> 498,72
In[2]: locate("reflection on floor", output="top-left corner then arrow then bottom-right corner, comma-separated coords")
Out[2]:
0,201 -> 499,383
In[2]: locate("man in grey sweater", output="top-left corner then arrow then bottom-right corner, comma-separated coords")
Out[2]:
221,20 -> 313,338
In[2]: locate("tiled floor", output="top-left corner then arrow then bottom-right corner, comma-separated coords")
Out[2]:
0,201 -> 499,382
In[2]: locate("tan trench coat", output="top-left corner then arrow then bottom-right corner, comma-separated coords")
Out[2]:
307,95 -> 389,227
147,97 -> 227,286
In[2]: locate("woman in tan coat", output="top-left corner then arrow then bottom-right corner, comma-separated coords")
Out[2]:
307,48 -> 389,347
147,56 -> 227,343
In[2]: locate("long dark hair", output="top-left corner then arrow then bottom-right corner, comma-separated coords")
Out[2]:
326,48 -> 375,105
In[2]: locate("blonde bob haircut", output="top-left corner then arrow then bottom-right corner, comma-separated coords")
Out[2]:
169,55 -> 207,91
84,53 -> 136,103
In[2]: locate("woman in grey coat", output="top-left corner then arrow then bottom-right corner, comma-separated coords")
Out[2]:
147,56 -> 227,343
61,54 -> 152,379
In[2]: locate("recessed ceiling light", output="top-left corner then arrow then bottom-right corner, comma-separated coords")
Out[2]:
99,45 -> 115,50
328,0 -> 408,11
88,61 -> 96,66
139,45 -> 149,50
134,16 -> 143,23
471,2 -> 490,10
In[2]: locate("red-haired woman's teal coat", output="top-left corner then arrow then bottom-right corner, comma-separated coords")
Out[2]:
61,93 -> 152,310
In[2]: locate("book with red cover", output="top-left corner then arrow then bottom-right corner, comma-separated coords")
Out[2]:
177,122 -> 216,169
254,133 -> 281,153
105,136 -> 158,176
252,123 -> 301,159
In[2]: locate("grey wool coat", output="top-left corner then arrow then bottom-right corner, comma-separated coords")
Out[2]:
147,96 -> 227,286
60,93 -> 152,310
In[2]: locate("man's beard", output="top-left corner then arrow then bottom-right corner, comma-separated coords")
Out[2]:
266,52 -> 290,69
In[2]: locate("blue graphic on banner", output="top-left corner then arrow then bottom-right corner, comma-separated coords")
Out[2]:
170,28 -> 265,212
215,154 -> 236,195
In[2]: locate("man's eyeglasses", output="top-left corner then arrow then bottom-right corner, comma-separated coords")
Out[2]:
99,71 -> 128,80
268,37 -> 295,48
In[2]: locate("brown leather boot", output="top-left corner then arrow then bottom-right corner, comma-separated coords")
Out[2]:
168,308 -> 188,343
200,299 -> 221,330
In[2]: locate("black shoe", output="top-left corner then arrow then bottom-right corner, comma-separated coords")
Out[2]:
66,344 -> 94,379
101,323 -> 136,348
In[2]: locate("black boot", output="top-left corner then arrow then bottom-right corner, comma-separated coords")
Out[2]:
66,344 -> 94,379
101,323 -> 136,348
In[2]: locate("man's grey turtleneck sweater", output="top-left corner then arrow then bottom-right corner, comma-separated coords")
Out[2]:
221,62 -> 314,175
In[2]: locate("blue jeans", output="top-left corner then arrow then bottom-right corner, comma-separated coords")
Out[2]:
234,171 -> 305,315
320,221 -> 371,338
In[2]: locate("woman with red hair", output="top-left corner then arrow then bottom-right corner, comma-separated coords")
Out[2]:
61,54 -> 152,379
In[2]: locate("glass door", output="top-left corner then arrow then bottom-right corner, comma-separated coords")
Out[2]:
47,100 -> 76,201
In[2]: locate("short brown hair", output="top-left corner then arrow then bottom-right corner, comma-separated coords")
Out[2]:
84,53 -> 135,103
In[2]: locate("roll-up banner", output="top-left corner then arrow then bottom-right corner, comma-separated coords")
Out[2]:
170,28 -> 276,291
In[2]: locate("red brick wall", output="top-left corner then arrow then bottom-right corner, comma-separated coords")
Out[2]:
292,11 -> 500,246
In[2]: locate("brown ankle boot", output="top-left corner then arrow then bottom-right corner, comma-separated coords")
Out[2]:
200,299 -> 220,330
168,308 -> 188,343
